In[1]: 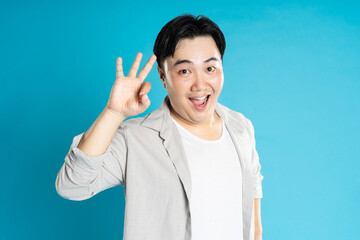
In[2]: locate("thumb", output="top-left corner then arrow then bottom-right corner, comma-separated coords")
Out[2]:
140,92 -> 150,107
139,81 -> 151,106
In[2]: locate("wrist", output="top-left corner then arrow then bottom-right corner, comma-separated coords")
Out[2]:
104,105 -> 126,123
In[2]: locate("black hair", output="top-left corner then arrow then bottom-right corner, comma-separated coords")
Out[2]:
153,14 -> 226,70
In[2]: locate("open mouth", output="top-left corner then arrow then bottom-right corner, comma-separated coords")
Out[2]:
189,94 -> 210,109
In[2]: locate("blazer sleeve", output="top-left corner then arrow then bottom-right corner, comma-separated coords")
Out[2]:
55,125 -> 127,201
247,119 -> 264,199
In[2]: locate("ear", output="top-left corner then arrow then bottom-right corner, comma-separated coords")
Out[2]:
157,66 -> 166,88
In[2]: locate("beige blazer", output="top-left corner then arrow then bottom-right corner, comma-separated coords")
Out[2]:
56,95 -> 264,240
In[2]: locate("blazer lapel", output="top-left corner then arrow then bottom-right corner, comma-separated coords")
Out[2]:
141,96 -> 192,203
216,103 -> 255,240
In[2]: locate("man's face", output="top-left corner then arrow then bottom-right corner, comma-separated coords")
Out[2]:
158,35 -> 224,125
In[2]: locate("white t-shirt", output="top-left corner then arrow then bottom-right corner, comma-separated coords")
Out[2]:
171,116 -> 243,240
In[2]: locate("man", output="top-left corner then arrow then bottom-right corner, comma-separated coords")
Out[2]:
56,14 -> 264,240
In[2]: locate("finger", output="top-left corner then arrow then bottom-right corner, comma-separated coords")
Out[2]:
138,81 -> 152,96
137,55 -> 157,81
128,52 -> 143,78
116,57 -> 124,78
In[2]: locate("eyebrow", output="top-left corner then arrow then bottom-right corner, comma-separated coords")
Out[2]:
173,57 -> 219,67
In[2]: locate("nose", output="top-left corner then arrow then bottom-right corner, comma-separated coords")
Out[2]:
190,71 -> 209,92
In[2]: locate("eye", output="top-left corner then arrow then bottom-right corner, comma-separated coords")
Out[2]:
207,66 -> 216,72
179,69 -> 189,75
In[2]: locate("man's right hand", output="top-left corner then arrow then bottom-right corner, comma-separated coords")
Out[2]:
106,52 -> 157,119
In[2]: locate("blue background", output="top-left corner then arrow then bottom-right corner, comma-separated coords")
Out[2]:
1,0 -> 359,239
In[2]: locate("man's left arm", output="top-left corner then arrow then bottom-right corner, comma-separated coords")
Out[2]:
246,118 -> 264,239
254,198 -> 262,240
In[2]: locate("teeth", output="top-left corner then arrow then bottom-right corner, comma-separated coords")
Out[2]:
192,95 -> 208,100
200,97 -> 208,106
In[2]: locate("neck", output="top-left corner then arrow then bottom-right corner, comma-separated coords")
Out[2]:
169,104 -> 221,130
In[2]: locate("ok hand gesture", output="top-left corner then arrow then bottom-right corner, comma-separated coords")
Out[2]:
106,53 -> 157,119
